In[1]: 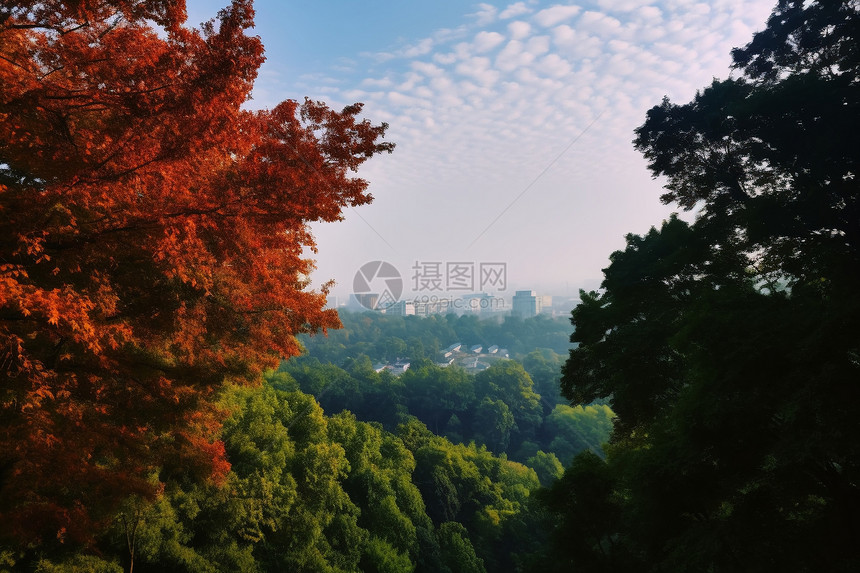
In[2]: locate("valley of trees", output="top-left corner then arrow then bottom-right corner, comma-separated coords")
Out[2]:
1,310 -> 614,571
2,0 -> 859,571
281,311 -> 612,472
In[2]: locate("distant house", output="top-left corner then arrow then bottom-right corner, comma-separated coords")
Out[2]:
391,360 -> 410,375
444,343 -> 462,353
487,345 -> 499,354
375,360 -> 411,376
463,357 -> 490,372
470,344 -> 482,354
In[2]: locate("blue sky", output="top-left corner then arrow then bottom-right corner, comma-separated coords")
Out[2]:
187,0 -> 776,300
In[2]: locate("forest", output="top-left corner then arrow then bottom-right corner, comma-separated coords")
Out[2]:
283,311 -> 612,472
2,308 -> 615,571
2,0 -> 860,571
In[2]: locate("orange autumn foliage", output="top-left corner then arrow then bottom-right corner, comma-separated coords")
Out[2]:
0,0 -> 393,544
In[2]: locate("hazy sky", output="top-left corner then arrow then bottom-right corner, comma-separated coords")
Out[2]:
187,0 -> 776,299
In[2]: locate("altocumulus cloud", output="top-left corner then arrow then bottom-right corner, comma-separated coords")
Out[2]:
268,1 -> 778,294
338,2 -> 771,191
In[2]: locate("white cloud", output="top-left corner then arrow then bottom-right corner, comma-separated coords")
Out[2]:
665,19 -> 686,34
411,61 -> 444,77
455,56 -> 500,86
596,0 -> 657,12
526,35 -> 551,56
579,11 -> 623,36
500,2 -> 532,19
605,53 -> 637,77
473,30 -> 506,53
428,74 -> 454,93
533,5 -> 581,27
341,89 -> 369,102
638,6 -> 663,20
632,24 -> 666,43
432,26 -> 470,44
651,40 -> 693,61
432,52 -> 458,65
413,85 -> 434,99
386,91 -> 422,107
450,41 -> 475,61
397,72 -> 424,92
508,20 -> 532,40
690,3 -> 712,16
551,25 -> 603,59
361,77 -> 394,88
365,50 -> 396,63
403,38 -> 435,58
470,3 -> 498,26
496,40 -> 536,72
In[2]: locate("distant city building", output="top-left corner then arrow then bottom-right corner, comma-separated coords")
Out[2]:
413,297 -> 453,317
461,292 -> 498,315
325,295 -> 339,309
349,293 -> 379,311
540,295 -> 553,314
384,300 -> 415,316
512,290 -> 542,317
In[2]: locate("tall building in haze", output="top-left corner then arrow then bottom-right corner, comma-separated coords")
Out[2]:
512,290 -> 541,317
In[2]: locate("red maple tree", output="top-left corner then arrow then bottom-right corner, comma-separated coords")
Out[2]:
0,0 -> 393,544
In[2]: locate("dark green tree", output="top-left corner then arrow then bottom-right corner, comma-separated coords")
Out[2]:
472,398 -> 516,454
436,522 -> 486,573
522,349 -> 565,412
475,361 -> 543,448
553,1 -> 860,571
400,417 -> 540,571
402,363 -> 474,435
526,451 -> 564,488
543,404 -> 614,466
